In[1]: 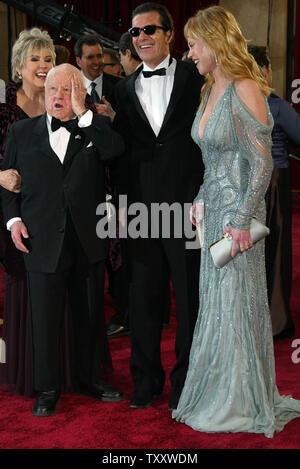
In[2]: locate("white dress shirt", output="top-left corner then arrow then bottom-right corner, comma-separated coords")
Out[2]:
7,110 -> 93,230
135,54 -> 176,136
47,110 -> 93,163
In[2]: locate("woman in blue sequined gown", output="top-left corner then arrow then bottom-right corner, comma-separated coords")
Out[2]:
172,6 -> 300,438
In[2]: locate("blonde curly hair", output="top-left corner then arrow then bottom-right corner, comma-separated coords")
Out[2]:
11,27 -> 56,82
184,6 -> 271,104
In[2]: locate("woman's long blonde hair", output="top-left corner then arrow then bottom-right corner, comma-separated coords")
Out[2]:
184,6 -> 271,103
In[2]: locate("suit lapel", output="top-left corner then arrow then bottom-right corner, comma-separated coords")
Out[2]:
33,114 -> 62,166
126,67 -> 153,127
159,60 -> 189,136
63,129 -> 86,166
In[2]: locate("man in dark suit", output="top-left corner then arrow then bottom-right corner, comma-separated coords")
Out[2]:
113,2 -> 204,411
106,31 -> 171,340
74,34 -> 120,107
1,64 -> 125,417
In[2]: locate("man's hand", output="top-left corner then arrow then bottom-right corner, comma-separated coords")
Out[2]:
71,74 -> 87,117
95,96 -> 116,122
10,220 -> 30,253
0,169 -> 21,193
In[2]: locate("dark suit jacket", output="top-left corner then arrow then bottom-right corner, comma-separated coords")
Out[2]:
1,113 -> 124,273
102,72 -> 121,107
84,72 -> 120,114
268,92 -> 300,167
113,59 -> 204,207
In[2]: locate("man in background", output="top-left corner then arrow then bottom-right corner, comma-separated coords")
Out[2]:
74,34 -> 120,106
118,32 -> 142,76
103,47 -> 123,77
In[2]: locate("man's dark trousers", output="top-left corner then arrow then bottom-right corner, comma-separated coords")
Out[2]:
27,212 -> 106,392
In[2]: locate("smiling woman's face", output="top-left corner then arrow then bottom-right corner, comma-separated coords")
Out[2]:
19,47 -> 53,89
187,36 -> 216,76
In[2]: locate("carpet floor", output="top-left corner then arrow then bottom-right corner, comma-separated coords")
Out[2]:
0,199 -> 299,451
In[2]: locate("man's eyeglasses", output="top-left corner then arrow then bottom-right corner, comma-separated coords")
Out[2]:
128,25 -> 168,37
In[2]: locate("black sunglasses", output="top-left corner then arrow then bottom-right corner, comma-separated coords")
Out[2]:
128,25 -> 168,37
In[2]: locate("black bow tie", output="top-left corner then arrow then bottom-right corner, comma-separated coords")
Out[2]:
142,68 -> 166,78
51,117 -> 78,133
142,57 -> 173,78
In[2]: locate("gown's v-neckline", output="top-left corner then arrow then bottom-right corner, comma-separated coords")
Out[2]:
198,81 -> 233,141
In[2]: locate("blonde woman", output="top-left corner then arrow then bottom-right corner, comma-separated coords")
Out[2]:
173,6 -> 300,437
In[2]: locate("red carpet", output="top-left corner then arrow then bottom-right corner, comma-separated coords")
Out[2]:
0,200 -> 300,451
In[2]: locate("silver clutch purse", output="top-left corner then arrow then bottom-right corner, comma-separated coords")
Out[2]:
209,218 -> 270,269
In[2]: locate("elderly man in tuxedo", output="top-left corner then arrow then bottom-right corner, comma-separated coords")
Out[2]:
113,2 -> 204,411
1,63 -> 125,417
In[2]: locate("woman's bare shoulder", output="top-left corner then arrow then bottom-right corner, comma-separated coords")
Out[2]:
234,78 -> 268,125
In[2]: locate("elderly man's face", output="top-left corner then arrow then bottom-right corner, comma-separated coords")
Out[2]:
45,69 -> 75,121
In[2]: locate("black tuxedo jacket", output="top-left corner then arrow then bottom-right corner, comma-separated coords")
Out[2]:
1,113 -> 124,272
113,59 -> 204,206
103,72 -> 121,105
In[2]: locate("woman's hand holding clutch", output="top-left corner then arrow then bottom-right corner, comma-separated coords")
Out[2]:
223,225 -> 253,258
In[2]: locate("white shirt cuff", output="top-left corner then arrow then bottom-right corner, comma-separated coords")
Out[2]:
78,109 -> 93,127
7,217 -> 22,231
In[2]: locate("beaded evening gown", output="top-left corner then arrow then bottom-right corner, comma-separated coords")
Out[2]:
172,82 -> 300,438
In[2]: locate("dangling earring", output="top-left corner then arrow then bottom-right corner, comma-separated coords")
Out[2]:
17,71 -> 22,80
214,53 -> 219,67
